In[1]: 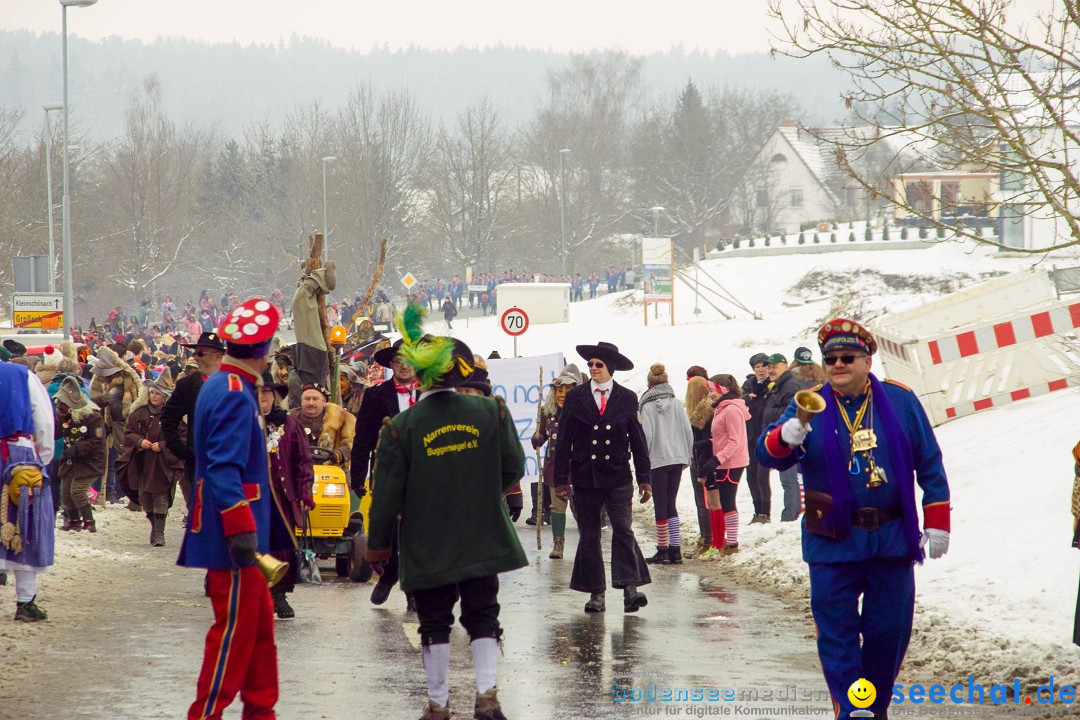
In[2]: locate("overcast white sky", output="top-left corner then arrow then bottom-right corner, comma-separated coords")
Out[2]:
0,0 -> 778,55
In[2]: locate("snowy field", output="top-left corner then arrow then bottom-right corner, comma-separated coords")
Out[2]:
449,238 -> 1080,689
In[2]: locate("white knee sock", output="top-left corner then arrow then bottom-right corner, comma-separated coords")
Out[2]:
423,643 -> 451,706
470,637 -> 498,694
14,570 -> 37,603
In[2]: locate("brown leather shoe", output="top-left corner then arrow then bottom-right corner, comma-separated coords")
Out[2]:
548,537 -> 564,559
418,699 -> 450,720
474,688 -> 508,720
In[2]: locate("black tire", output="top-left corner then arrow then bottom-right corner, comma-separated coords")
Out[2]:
335,555 -> 349,578
348,533 -> 373,583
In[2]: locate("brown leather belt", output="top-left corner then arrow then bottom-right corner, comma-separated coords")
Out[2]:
851,505 -> 903,531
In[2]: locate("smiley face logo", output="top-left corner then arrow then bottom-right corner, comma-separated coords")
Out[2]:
848,678 -> 876,709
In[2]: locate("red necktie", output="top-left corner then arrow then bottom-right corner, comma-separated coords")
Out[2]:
595,388 -> 608,415
395,382 -> 416,407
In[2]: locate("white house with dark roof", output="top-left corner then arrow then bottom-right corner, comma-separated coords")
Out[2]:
736,122 -> 924,236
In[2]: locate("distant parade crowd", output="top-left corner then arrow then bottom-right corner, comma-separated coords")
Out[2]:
0,283 -> 950,720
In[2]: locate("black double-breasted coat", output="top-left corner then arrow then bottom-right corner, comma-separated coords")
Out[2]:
553,380 -> 651,490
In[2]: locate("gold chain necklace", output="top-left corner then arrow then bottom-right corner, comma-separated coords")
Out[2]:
837,382 -> 887,487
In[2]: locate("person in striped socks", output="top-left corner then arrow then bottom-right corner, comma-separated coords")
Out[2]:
700,375 -> 749,558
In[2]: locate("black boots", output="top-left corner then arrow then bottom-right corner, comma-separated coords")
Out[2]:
584,592 -> 605,613
370,580 -> 393,606
668,546 -> 683,565
645,548 -> 671,565
623,586 -> 648,613
149,514 -> 166,546
14,596 -> 47,622
271,587 -> 295,619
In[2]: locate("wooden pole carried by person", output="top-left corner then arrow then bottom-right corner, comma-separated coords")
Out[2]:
535,366 -> 545,550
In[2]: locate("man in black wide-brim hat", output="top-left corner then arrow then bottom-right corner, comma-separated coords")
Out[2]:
553,340 -> 652,614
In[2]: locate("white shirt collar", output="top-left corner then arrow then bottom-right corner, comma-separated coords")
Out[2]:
591,378 -> 614,394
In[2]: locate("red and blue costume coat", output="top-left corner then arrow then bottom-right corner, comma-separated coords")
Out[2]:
177,363 -> 293,570
756,377 -> 950,564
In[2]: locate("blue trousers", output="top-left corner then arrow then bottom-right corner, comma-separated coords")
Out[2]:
809,558 -> 914,719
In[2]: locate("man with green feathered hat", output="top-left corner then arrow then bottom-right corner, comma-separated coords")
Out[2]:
366,303 -> 526,720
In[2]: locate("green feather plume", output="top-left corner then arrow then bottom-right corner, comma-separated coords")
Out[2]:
395,301 -> 427,346
393,302 -> 454,390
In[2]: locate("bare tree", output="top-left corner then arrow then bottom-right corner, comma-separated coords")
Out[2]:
333,85 -> 432,288
631,83 -> 801,249
519,51 -> 643,273
426,98 -> 516,274
769,0 -> 1080,252
94,75 -> 211,301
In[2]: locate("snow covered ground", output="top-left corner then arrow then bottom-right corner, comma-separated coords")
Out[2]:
451,237 -> 1080,689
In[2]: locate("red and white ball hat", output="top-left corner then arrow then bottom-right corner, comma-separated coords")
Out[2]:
218,297 -> 281,358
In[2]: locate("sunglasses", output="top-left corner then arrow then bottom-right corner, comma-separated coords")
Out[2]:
587,361 -> 606,369
824,354 -> 865,367
193,350 -> 218,358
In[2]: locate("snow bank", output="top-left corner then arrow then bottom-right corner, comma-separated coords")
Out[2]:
453,238 -> 1080,688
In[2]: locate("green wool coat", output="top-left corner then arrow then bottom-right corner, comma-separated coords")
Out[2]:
369,390 -> 528,592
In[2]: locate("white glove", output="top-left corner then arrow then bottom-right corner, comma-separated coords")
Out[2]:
780,417 -> 810,447
920,528 -> 950,559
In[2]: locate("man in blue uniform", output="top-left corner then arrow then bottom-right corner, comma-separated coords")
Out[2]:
178,297 -> 294,720
757,318 -> 950,720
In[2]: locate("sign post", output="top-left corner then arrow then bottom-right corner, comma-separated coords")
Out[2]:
401,273 -> 418,293
499,306 -> 529,358
642,237 -> 675,326
12,292 -> 64,330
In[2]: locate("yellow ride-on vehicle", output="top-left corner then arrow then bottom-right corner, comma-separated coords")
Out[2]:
299,446 -> 372,581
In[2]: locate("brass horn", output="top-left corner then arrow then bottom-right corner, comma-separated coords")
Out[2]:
256,553 -> 289,588
794,390 -> 826,427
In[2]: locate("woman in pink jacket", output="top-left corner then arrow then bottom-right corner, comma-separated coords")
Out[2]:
701,374 -> 750,559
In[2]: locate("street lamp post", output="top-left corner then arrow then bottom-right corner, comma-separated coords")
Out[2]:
60,0 -> 97,340
43,102 -> 64,293
558,148 -> 570,276
321,155 -> 336,261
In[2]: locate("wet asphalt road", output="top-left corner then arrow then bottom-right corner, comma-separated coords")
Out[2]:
15,522 -> 830,719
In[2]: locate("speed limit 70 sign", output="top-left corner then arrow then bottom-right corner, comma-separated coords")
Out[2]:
500,307 -> 529,337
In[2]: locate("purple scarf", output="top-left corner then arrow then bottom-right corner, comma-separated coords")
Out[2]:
820,373 -> 924,563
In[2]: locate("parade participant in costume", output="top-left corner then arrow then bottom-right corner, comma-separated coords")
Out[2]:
350,337 -> 419,608
458,360 -> 524,522
162,331 -> 225,515
55,376 -> 107,532
553,341 -> 652,614
701,374 -> 749,557
288,383 -> 355,468
757,317 -> 951,720
339,364 -> 368,416
0,362 -> 56,621
531,364 -> 580,559
177,298 -> 294,720
118,368 -> 185,546
639,363 -> 693,565
365,305 -> 526,720
89,346 -> 142,504
260,368 -> 315,620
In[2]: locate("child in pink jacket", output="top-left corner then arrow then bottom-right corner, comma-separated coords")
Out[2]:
701,374 -> 750,558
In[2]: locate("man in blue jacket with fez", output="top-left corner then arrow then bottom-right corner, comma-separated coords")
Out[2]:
757,318 -> 950,720
178,297 -> 294,720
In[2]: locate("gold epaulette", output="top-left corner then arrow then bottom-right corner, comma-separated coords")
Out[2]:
884,378 -> 912,392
